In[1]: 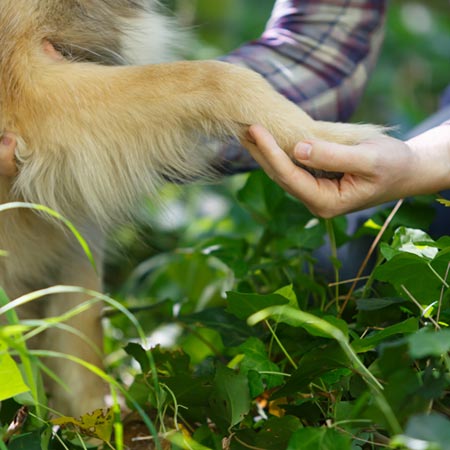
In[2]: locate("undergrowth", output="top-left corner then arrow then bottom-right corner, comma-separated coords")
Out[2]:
1,171 -> 450,450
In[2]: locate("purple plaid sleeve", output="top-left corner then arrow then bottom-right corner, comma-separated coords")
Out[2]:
217,0 -> 387,173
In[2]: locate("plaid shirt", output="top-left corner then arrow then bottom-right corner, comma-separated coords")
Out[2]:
218,0 -> 387,173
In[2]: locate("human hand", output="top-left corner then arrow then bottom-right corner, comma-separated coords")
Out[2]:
246,124 -> 450,218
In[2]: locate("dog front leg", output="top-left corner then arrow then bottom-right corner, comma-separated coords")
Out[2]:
13,59 -> 384,225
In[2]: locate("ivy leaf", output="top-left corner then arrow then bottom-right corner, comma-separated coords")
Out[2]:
287,428 -> 351,450
7,430 -> 42,450
226,291 -> 289,321
198,236 -> 249,277
274,343 -> 347,398
208,364 -> 251,432
237,171 -> 312,233
234,416 -> 302,450
389,227 -> 438,259
356,297 -> 407,311
352,318 -> 419,353
234,337 -> 283,397
408,328 -> 450,359
237,171 -> 284,222
180,307 -> 256,347
124,342 -> 150,373
52,408 -> 114,443
391,413 -> 450,450
374,252 -> 447,304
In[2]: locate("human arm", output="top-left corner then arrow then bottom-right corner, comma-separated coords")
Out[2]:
245,122 -> 450,218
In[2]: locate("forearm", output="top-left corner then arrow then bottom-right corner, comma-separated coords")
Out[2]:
405,123 -> 450,196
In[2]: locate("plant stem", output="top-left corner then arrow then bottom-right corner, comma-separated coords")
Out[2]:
265,320 -> 298,370
339,199 -> 403,317
325,219 -> 340,309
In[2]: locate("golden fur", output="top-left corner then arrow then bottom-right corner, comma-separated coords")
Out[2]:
0,0 -> 385,415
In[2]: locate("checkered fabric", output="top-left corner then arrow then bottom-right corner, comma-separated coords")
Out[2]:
218,0 -> 387,173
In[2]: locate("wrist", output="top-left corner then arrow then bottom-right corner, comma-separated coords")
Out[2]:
405,124 -> 450,196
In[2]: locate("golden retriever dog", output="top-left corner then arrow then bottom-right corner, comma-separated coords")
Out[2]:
0,0 -> 384,416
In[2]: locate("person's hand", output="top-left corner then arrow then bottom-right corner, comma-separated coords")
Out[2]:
0,133 -> 17,177
245,124 -> 450,218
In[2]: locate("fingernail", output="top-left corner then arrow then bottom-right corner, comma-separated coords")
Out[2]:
294,142 -> 312,160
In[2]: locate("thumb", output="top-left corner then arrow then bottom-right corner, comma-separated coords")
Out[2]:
294,140 -> 374,175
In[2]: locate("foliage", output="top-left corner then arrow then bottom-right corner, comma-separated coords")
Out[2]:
2,172 -> 449,449
1,1 -> 449,450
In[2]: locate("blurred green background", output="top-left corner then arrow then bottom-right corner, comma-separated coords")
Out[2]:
169,0 -> 450,134
105,0 -> 450,291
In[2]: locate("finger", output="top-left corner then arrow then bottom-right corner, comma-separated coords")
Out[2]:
246,125 -> 331,203
247,124 -> 309,182
293,139 -> 377,175
0,133 -> 18,177
246,126 -> 378,218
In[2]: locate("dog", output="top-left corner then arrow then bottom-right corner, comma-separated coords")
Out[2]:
0,0 -> 385,416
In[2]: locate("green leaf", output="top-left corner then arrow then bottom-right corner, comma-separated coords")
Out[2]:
181,327 -> 224,365
236,171 -> 313,233
167,431 -> 213,450
237,171 -> 284,222
374,252 -> 447,304
208,364 -> 251,432
126,374 -> 151,408
247,305 -> 384,394
248,305 -> 347,341
288,218 -> 326,250
162,375 -> 212,408
273,343 -> 348,398
275,285 -> 299,307
52,408 -> 114,443
124,342 -> 150,373
408,328 -> 450,359
268,196 -> 313,234
0,344 -> 29,401
287,428 -> 351,450
8,431 -> 42,450
352,318 -> 419,353
356,297 -> 407,311
234,337 -> 283,397
180,307 -> 256,347
435,236 -> 450,250
226,291 -> 289,321
391,413 -> 450,450
199,236 -> 249,277
389,227 -> 438,259
150,346 -> 191,375
234,416 -> 302,450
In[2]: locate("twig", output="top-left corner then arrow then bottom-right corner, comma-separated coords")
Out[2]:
401,285 -> 440,329
339,199 -> 404,317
